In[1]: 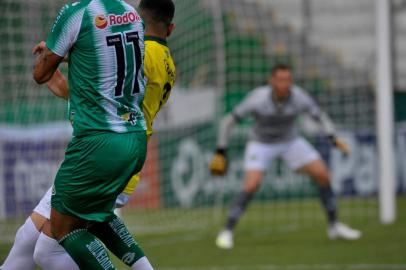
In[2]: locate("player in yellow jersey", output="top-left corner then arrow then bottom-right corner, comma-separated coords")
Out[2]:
1,0 -> 176,269
121,3 -> 176,199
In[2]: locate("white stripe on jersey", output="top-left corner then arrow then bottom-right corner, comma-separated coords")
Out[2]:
53,7 -> 85,57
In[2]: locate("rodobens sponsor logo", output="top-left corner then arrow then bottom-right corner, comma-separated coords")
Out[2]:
95,11 -> 141,29
95,15 -> 107,29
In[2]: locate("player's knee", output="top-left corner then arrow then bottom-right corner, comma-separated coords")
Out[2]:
50,221 -> 71,241
50,210 -> 82,241
244,172 -> 263,193
30,212 -> 47,231
315,170 -> 330,186
244,180 -> 261,193
50,224 -> 62,241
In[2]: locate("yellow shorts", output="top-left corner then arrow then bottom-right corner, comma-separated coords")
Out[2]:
122,173 -> 140,195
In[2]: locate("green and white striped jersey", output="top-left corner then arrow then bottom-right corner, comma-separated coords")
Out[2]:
46,0 -> 146,136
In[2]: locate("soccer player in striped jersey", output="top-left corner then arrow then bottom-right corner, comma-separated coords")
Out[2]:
1,0 -> 175,269
210,64 -> 361,249
36,1 -> 148,269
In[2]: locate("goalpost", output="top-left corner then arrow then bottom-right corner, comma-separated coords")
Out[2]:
376,0 -> 396,224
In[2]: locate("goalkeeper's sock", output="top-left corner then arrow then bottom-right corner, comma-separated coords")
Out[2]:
1,217 -> 39,270
59,229 -> 117,270
319,184 -> 338,225
225,191 -> 254,231
33,232 -> 79,270
89,214 -> 153,270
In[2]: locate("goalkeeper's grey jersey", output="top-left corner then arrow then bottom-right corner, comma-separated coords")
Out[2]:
232,85 -> 331,143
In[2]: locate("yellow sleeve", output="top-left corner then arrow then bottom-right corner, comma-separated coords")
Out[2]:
142,45 -> 163,136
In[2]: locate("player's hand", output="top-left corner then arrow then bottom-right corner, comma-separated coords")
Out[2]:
209,149 -> 227,176
32,41 -> 46,56
331,136 -> 350,155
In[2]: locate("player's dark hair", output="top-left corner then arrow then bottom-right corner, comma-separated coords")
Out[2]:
139,0 -> 175,26
271,64 -> 291,75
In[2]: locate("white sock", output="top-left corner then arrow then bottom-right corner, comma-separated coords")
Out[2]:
1,218 -> 39,270
131,256 -> 154,270
33,232 -> 79,270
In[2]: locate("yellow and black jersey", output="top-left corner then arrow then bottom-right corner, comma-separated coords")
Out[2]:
143,36 -> 176,136
123,36 -> 176,195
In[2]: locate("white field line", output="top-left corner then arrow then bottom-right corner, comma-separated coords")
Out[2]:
157,264 -> 406,270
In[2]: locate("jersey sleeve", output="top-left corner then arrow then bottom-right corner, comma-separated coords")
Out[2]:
299,89 -> 322,118
143,48 -> 160,118
144,47 -> 154,85
142,46 -> 164,135
299,88 -> 336,135
232,90 -> 258,121
46,4 -> 83,57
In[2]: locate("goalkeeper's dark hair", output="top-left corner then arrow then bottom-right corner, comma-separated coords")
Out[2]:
271,64 -> 292,75
139,0 -> 175,26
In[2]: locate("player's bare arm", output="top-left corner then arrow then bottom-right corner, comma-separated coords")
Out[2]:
32,41 -> 69,99
46,69 -> 69,100
32,45 -> 63,84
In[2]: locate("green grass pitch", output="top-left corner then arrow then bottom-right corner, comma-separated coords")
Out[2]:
1,198 -> 405,270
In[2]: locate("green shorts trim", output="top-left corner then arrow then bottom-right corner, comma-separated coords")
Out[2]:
51,131 -> 147,222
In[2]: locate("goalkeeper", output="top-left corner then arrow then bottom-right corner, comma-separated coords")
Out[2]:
1,0 -> 176,269
210,64 -> 361,249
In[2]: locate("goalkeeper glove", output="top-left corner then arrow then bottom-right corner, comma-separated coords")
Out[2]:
209,148 -> 228,176
329,135 -> 350,155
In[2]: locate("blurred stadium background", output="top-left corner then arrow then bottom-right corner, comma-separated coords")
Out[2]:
1,0 -> 406,269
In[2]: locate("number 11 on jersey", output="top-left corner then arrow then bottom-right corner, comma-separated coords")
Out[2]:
106,31 -> 142,97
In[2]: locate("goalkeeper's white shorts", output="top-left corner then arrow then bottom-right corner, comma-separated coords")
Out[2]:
33,187 -> 131,219
243,137 -> 321,172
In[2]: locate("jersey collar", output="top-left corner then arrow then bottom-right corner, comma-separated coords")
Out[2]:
145,36 -> 168,46
270,86 -> 292,105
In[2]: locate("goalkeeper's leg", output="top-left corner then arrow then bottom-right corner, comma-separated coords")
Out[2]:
216,170 -> 263,249
225,170 -> 263,231
297,159 -> 338,224
0,213 -> 45,270
282,137 -> 360,240
298,159 -> 361,240
216,141 -> 273,249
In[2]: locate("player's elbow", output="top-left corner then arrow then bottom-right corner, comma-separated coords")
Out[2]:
33,69 -> 52,85
61,91 -> 69,100
52,89 -> 69,100
51,85 -> 69,100
33,71 -> 47,84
